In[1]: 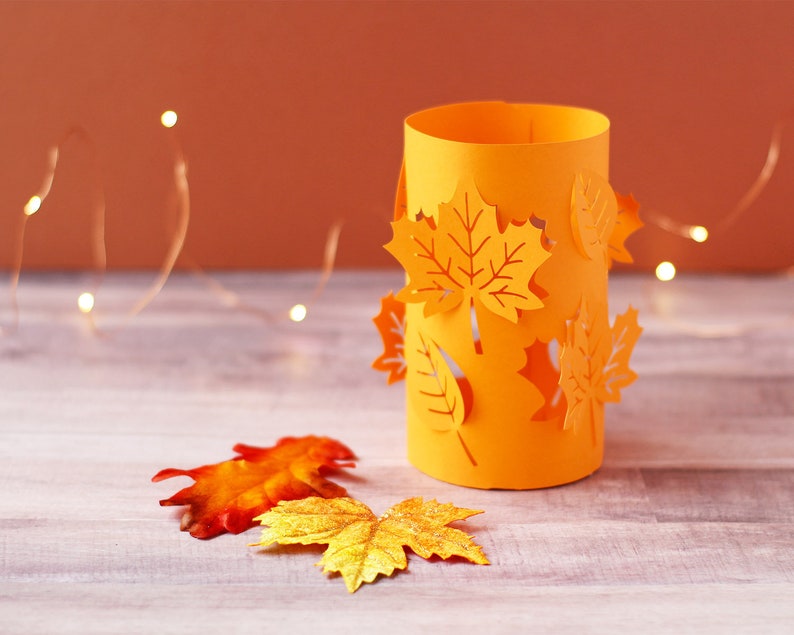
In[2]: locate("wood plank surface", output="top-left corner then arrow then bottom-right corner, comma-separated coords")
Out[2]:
1,271 -> 793,634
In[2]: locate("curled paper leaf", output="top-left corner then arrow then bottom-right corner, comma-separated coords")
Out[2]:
601,305 -> 642,402
609,192 -> 644,267
385,179 -> 549,323
152,436 -> 356,539
414,332 -> 465,431
371,292 -> 407,384
253,496 -> 489,593
559,296 -> 611,440
559,299 -> 641,442
412,331 -> 476,465
570,169 -> 617,262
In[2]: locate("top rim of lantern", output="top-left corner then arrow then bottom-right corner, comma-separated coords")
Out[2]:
405,101 -> 610,146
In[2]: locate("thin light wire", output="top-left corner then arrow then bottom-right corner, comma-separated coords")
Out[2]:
164,122 -> 344,324
3,126 -> 107,336
643,107 -> 792,242
3,115 -> 343,335
179,219 -> 343,324
113,134 -> 191,327
640,108 -> 794,337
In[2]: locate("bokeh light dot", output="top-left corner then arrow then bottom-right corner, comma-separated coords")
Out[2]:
160,110 -> 178,128
655,261 -> 677,282
24,195 -> 42,216
688,225 -> 709,243
289,304 -> 307,322
77,292 -> 95,313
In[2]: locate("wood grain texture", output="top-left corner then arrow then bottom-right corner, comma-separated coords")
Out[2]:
1,271 -> 793,634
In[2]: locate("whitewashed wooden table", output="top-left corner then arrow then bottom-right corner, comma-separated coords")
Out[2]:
1,271 -> 793,634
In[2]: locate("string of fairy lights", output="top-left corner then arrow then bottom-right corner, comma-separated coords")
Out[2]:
2,108 -> 791,338
645,107 -> 792,283
3,110 -> 342,337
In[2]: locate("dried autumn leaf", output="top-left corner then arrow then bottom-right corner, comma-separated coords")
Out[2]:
253,496 -> 489,593
412,331 -> 475,465
152,436 -> 356,539
385,179 -> 549,322
559,299 -> 641,440
570,170 -> 618,262
371,292 -> 407,384
609,192 -> 644,267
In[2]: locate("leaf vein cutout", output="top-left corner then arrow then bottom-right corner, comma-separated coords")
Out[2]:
413,332 -> 475,465
559,298 -> 641,443
386,179 -> 549,322
371,293 -> 408,384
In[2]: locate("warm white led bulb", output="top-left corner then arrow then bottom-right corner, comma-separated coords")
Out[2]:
655,261 -> 676,282
289,304 -> 307,322
160,110 -> 178,128
24,195 -> 42,216
77,292 -> 95,313
688,225 -> 709,243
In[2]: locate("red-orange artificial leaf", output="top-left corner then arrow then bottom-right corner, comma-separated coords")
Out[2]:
371,292 -> 407,384
152,436 -> 356,539
608,192 -> 644,267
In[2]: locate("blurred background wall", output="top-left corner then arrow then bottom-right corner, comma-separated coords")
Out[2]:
1,0 -> 792,273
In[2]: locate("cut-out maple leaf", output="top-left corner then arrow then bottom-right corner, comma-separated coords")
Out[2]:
253,496 -> 489,593
570,169 -> 618,262
385,179 -> 549,322
152,436 -> 355,539
371,292 -> 407,384
522,339 -> 566,424
559,299 -> 641,441
412,331 -> 475,465
609,192 -> 644,267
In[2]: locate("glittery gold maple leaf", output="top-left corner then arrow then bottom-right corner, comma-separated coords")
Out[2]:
253,496 -> 489,592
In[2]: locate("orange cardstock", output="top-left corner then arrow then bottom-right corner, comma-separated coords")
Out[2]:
375,102 -> 642,489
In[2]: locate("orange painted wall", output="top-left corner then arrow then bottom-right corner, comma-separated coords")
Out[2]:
1,0 -> 792,272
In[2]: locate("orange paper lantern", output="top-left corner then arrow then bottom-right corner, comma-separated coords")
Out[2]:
375,102 -> 642,489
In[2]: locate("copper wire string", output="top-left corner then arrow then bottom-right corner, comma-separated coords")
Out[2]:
643,108 -> 794,336
4,126 -> 107,336
3,108 -> 789,338
644,108 -> 792,245
179,219 -> 343,324
3,113 -> 342,335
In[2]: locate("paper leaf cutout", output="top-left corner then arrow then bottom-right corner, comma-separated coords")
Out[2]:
600,305 -> 642,402
253,496 -> 489,593
559,299 -> 641,439
152,436 -> 356,539
522,339 -> 566,423
385,180 -> 549,322
609,192 -> 644,266
413,331 -> 476,465
570,170 -> 617,262
558,297 -> 611,438
371,292 -> 407,384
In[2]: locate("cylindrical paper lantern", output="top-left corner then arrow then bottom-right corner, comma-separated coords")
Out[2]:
377,102 -> 642,489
